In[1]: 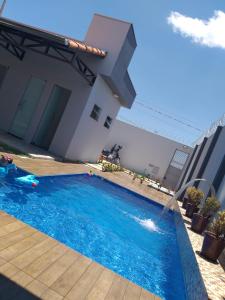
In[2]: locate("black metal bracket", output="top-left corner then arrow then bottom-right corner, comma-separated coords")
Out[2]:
0,29 -> 25,60
0,24 -> 96,86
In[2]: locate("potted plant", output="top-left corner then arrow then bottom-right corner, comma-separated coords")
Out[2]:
182,196 -> 189,209
201,210 -> 225,262
139,175 -> 145,184
191,196 -> 220,234
102,162 -> 113,172
182,187 -> 195,209
185,187 -> 204,218
132,173 -> 137,181
154,179 -> 161,190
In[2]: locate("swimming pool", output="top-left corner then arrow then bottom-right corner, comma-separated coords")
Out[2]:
0,169 -> 186,299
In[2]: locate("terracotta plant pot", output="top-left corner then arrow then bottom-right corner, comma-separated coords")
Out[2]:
185,203 -> 199,218
182,197 -> 189,209
191,213 -> 209,234
201,232 -> 225,262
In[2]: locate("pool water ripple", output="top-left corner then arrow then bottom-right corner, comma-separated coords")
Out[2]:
0,170 -> 186,300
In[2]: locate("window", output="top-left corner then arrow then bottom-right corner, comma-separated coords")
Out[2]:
104,116 -> 113,129
170,150 -> 189,170
90,104 -> 101,121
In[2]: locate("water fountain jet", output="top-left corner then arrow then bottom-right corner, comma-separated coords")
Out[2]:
162,178 -> 215,215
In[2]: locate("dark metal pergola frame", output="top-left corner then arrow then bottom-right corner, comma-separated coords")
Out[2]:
0,22 -> 97,86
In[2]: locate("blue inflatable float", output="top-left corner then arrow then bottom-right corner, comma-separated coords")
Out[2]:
15,175 -> 39,188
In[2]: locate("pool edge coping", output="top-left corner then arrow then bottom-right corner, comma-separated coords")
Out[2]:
5,167 -> 210,299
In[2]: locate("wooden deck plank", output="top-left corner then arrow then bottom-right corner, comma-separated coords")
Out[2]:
10,237 -> 57,269
2,221 -> 26,233
41,288 -> 63,300
0,256 -> 7,267
26,279 -> 49,298
0,262 -> 20,277
41,289 -> 63,300
23,244 -> 68,278
31,231 -> 48,242
0,233 -> 45,261
0,215 -> 16,227
37,249 -> 79,287
105,276 -> 128,300
0,221 -> 25,238
0,226 -> 7,237
123,281 -> 142,300
11,270 -> 33,287
140,288 -> 158,300
0,227 -> 35,251
0,211 -> 8,216
86,268 -> 115,300
50,254 -> 91,296
65,262 -> 104,300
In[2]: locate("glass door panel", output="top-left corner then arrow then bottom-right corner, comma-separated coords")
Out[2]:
33,85 -> 71,150
10,77 -> 46,139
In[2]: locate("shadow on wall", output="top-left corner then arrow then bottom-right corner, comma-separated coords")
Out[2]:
0,274 -> 41,299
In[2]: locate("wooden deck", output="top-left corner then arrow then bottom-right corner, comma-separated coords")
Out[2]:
0,155 -> 164,300
0,211 -> 161,300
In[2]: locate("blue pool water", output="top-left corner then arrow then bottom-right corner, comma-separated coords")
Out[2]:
0,169 -> 186,299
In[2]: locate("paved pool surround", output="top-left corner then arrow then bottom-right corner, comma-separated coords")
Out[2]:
1,153 -> 221,299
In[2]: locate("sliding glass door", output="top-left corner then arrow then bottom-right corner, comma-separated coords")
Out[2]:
10,77 -> 46,139
33,85 -> 71,150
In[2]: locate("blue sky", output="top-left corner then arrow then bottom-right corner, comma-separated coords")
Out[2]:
2,0 -> 225,145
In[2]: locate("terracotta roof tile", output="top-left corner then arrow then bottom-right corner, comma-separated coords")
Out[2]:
66,39 -> 106,57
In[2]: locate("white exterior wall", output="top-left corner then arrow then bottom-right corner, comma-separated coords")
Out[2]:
105,120 -> 192,179
84,14 -> 136,108
0,48 -> 92,157
66,75 -> 120,162
84,15 -> 130,76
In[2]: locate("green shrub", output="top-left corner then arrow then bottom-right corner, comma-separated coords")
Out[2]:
186,187 -> 204,206
200,196 -> 220,218
132,174 -> 146,183
209,211 -> 225,239
132,173 -> 137,180
139,175 -> 145,184
102,162 -> 123,172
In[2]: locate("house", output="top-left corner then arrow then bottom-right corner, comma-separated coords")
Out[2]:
105,119 -> 192,190
0,14 -> 136,162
